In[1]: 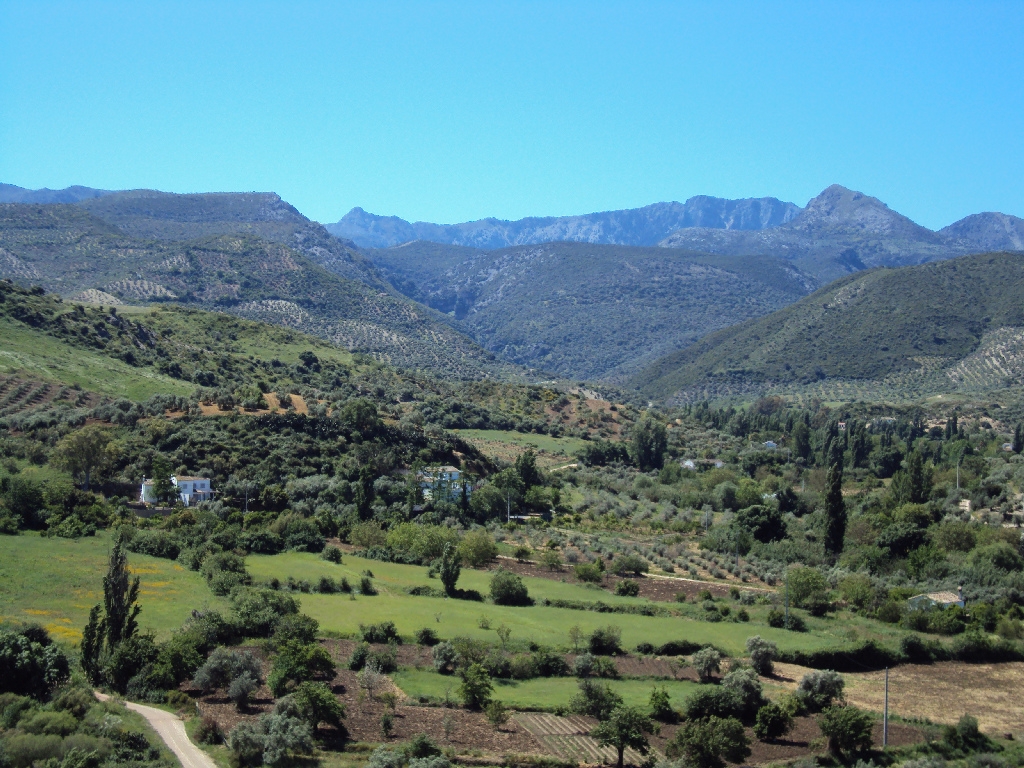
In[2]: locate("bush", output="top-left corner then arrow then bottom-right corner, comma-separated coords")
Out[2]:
666,716 -> 750,768
192,647 -> 264,693
485,700 -> 509,728
569,679 -> 624,721
818,705 -> 874,756
321,545 -> 343,563
228,713 -> 314,767
360,621 -> 401,644
766,608 -> 806,632
349,642 -> 371,671
574,563 -> 604,583
692,646 -> 721,683
228,672 -> 259,709
268,641 -> 336,697
745,636 -> 778,676
360,576 -> 377,595
1,733 -> 64,768
490,568 -> 531,606
649,686 -> 677,723
457,530 -> 498,568
52,687 -> 96,719
416,628 -> 440,646
195,714 -> 222,745
19,710 -> 78,736
458,664 -> 493,710
588,625 -> 622,655
615,580 -> 640,597
432,642 -> 458,674
796,669 -> 845,712
754,702 -> 793,741
684,687 -> 743,721
610,554 -> 648,576
289,681 -> 346,730
721,668 -> 766,721
231,589 -> 299,637
0,627 -> 71,699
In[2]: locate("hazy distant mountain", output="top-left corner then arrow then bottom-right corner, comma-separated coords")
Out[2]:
326,196 -> 802,249
0,183 -> 114,204
940,212 -> 1024,252
631,250 -> 1024,404
658,185 -> 1024,282
368,240 -> 816,381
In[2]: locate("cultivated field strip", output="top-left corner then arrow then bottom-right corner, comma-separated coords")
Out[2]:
514,712 -> 651,764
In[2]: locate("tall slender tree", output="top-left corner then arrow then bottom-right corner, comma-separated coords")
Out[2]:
1014,423 -> 1024,455
823,441 -> 846,558
103,540 -> 141,648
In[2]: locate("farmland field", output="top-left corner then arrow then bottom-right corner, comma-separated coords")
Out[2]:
393,667 -> 702,710
0,531 -> 227,641
246,551 -> 853,654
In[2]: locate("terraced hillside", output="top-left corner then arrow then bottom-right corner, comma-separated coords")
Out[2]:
631,251 -> 1024,403
0,204 -> 516,380
368,241 -> 818,381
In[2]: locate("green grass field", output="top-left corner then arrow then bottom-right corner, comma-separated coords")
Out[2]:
0,317 -> 192,401
392,667 -> 703,710
0,531 -> 227,642
246,552 -> 846,655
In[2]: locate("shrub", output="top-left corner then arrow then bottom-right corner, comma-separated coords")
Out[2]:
273,614 -> 319,647
818,705 -> 874,756
349,642 -> 371,671
416,628 -> 440,646
684,688 -> 743,721
360,576 -> 377,595
721,668 -> 766,721
588,625 -> 622,655
569,679 -> 624,721
457,530 -> 498,568
0,627 -> 70,699
745,636 -> 778,676
321,545 -> 343,563
485,700 -> 509,729
228,713 -> 314,767
360,621 -> 401,644
19,710 -> 78,736
490,568 -> 531,606
289,681 -> 346,730
513,545 -> 532,562
615,580 -> 640,597
649,686 -> 677,723
539,550 -> 563,571
432,642 -> 458,674
754,702 -> 793,741
458,664 -> 493,710
610,554 -> 648,576
1,733 -> 64,768
796,669 -> 845,712
666,716 -> 750,768
52,687 -> 96,719
692,647 -> 721,683
231,589 -> 299,637
192,647 -> 264,693
228,672 -> 259,709
268,641 -> 336,697
194,714 -> 222,744
574,563 -> 604,583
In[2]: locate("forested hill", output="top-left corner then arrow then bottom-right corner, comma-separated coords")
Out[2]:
631,251 -> 1024,403
328,195 -> 802,249
0,203 -> 516,380
368,240 -> 818,381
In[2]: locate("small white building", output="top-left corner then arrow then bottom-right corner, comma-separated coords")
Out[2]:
417,466 -> 465,502
140,475 -> 213,507
908,587 -> 965,611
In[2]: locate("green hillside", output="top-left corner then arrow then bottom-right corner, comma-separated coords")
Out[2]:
0,203 -> 515,380
368,240 -> 818,381
632,251 -> 1024,403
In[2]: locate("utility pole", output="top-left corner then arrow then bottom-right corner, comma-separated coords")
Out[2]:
784,570 -> 790,630
883,667 -> 889,747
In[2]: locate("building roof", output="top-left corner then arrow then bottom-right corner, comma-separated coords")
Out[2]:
910,591 -> 962,604
173,476 -> 209,482
421,466 -> 459,474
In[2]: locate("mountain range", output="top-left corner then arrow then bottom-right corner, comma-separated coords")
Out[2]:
630,250 -> 1024,404
0,193 -> 515,380
327,196 -> 802,249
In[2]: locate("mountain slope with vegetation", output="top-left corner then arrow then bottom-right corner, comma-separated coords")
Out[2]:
0,203 -> 514,380
631,251 -> 1024,403
368,241 -> 818,381
329,195 -> 802,249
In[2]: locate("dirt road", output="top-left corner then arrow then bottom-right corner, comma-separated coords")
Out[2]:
94,693 -> 217,768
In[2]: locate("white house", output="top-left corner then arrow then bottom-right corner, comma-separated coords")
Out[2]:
417,466 -> 466,502
907,587 -> 965,611
139,475 -> 213,507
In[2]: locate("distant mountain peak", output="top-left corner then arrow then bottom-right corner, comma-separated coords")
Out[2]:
326,196 -> 802,249
791,184 -> 930,237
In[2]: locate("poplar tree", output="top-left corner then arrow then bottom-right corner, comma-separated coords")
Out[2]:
823,442 -> 846,558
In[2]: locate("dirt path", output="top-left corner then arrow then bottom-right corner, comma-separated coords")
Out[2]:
95,693 -> 216,768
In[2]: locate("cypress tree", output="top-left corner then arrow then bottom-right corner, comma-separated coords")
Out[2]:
1014,423 -> 1024,454
103,540 -> 141,648
823,441 -> 846,558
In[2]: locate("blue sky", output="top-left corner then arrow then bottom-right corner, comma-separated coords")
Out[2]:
1,1 -> 1022,228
